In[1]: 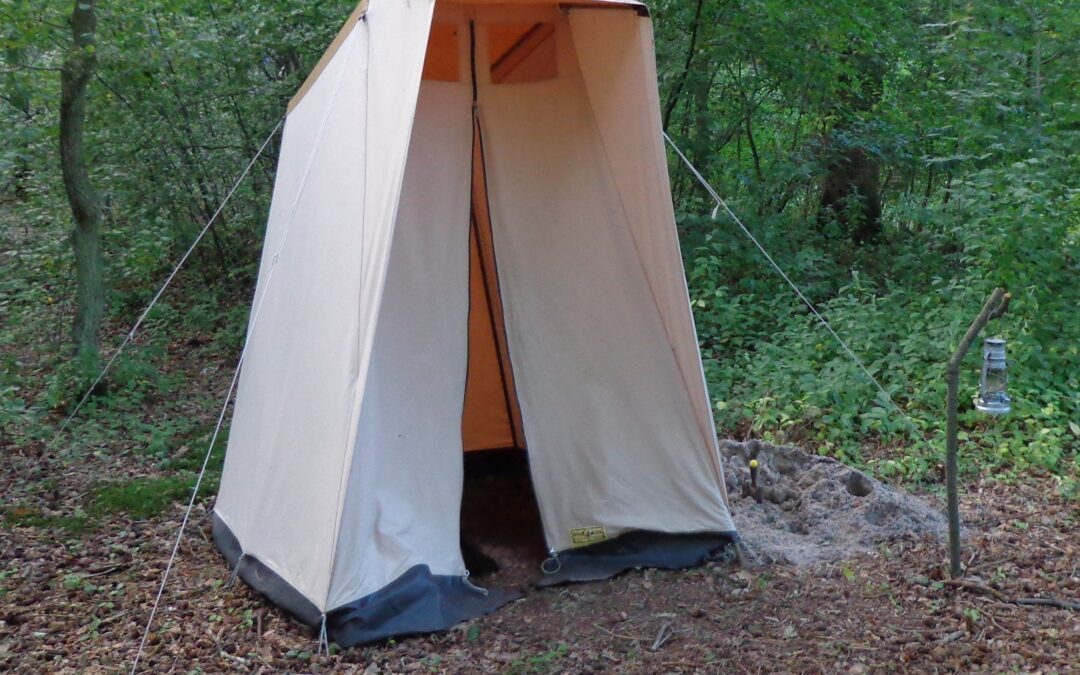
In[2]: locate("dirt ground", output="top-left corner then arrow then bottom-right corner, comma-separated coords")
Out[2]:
720,440 -> 948,566
2,437 -> 1077,674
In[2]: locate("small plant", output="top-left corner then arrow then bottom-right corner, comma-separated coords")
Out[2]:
422,654 -> 443,670
510,643 -> 570,673
962,607 -> 981,628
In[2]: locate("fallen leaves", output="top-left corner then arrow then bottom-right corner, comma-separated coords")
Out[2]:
1,452 -> 1077,672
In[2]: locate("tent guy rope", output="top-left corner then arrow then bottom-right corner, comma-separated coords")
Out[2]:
662,132 -> 931,448
124,117 -> 283,674
128,347 -> 245,675
130,34 -> 355,672
48,116 -> 285,448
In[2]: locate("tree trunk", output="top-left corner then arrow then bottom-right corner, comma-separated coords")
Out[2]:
59,0 -> 104,364
661,0 -> 705,131
818,144 -> 882,244
816,49 -> 885,244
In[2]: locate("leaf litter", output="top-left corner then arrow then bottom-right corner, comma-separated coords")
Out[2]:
1,435 -> 1077,673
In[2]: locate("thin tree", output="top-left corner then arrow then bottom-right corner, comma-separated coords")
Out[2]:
59,0 -> 104,366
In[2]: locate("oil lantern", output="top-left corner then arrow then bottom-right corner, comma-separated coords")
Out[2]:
974,338 -> 1011,414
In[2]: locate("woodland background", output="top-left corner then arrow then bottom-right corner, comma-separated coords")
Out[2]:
0,0 -> 1077,516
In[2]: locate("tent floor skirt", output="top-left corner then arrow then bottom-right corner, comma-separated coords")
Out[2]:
213,513 -> 522,647
213,513 -> 322,625
536,530 -> 738,588
328,565 -> 522,647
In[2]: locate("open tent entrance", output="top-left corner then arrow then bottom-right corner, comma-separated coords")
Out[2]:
424,14 -> 556,457
462,117 -> 525,455
455,21 -> 546,575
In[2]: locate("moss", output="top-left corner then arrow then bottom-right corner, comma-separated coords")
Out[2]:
3,506 -> 92,534
88,476 -> 196,520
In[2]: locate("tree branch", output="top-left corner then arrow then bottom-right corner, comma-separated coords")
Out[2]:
662,0 -> 705,130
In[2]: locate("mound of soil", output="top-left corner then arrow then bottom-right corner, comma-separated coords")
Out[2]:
721,440 -> 946,566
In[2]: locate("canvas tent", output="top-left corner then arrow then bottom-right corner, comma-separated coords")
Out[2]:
213,0 -> 737,646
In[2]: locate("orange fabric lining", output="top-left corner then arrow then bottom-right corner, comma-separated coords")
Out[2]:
421,23 -> 461,82
490,23 -> 557,84
462,118 -> 525,452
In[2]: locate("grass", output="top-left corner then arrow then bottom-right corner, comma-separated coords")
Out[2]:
2,430 -> 228,534
2,507 -> 92,534
88,475 -> 200,520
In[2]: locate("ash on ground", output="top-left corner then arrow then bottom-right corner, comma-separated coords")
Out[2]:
721,440 -> 946,566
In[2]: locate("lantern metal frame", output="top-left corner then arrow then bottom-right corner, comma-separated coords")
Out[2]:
974,337 -> 1011,414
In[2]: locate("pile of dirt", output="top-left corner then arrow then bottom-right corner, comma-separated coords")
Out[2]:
721,440 -> 946,566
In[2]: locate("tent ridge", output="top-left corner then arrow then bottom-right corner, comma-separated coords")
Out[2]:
288,0 -> 370,114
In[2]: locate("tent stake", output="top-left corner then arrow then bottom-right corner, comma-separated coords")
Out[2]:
225,553 -> 244,588
317,614 -> 329,656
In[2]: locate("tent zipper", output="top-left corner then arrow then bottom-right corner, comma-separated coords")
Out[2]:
469,20 -> 479,105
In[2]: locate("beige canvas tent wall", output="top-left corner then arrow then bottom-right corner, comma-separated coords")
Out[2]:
213,0 -> 737,645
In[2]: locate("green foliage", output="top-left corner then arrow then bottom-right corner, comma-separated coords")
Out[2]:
95,426 -> 230,520
510,643 -> 570,673
2,507 -> 92,534
663,0 -> 1078,484
0,0 -> 1075,500
2,425 -> 226,533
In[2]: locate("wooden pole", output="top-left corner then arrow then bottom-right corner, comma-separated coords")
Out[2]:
945,288 -> 1010,578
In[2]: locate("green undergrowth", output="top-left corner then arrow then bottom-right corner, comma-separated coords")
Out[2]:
2,509 -> 93,535
90,475 -> 206,520
1,207 -> 237,534
684,155 -> 1079,492
1,0 -> 1076,518
2,428 -> 227,534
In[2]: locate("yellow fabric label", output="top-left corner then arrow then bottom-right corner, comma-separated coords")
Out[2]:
569,526 -> 607,547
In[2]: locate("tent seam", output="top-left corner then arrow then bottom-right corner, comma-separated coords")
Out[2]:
305,23 -> 364,612
323,5 -> 440,610
568,17 -> 720,489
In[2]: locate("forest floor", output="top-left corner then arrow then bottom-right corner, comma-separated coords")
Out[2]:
0,274 -> 1076,673
2,433 -> 1077,673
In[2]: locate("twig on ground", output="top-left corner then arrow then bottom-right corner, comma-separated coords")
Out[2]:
943,579 -> 1079,611
96,610 -> 130,627
942,578 -> 1007,601
660,660 -> 697,670
592,622 -> 646,642
651,621 -> 674,651
219,650 -> 250,667
1014,597 -> 1080,612
649,621 -> 689,651
983,610 -> 1012,634
86,563 -> 129,577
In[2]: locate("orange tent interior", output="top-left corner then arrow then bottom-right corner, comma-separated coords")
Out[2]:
420,18 -> 557,452
408,3 -> 640,452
